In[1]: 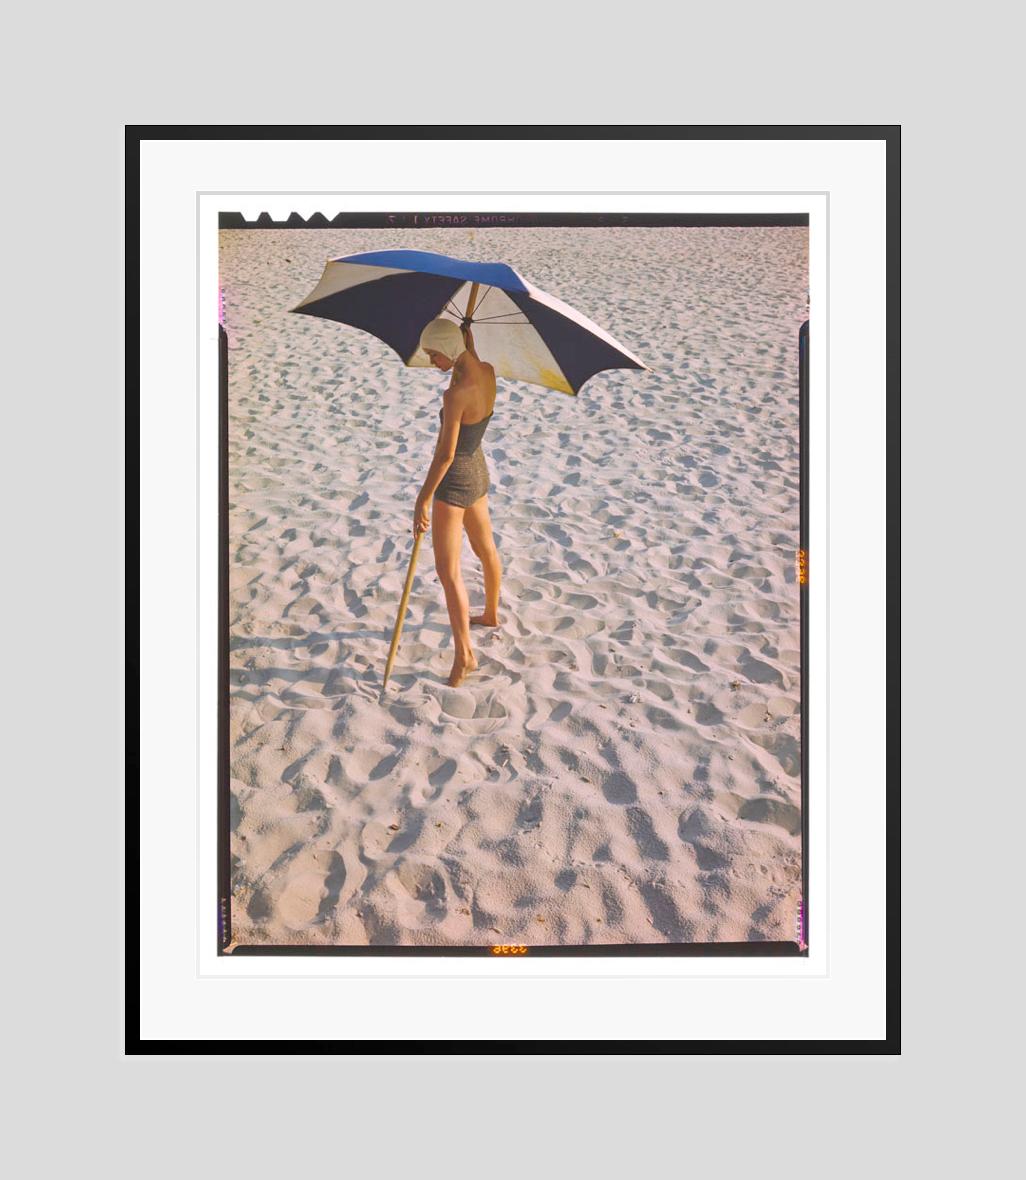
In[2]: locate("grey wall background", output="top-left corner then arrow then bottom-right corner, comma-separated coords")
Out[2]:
5,0 -> 1014,1175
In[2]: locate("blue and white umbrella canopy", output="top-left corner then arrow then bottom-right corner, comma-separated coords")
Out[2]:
290,249 -> 650,396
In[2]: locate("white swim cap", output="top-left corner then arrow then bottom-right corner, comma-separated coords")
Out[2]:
419,318 -> 465,362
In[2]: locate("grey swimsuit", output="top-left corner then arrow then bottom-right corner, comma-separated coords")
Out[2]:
435,407 -> 493,508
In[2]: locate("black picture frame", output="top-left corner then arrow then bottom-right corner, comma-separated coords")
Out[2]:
127,124 -> 898,1053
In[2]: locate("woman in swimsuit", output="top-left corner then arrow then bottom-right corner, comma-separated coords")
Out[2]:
413,318 -> 502,688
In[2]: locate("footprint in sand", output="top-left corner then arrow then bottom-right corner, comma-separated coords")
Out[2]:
601,771 -> 638,805
737,796 -> 801,835
744,731 -> 801,778
516,793 -> 544,831
428,757 -> 459,787
439,687 -> 510,726
668,648 -> 709,673
360,821 -> 392,861
737,702 -> 772,727
275,849 -> 347,930
440,690 -> 476,719
392,862 -> 449,922
626,806 -> 671,860
640,881 -> 694,941
691,700 -> 724,726
767,696 -> 797,718
737,650 -> 786,688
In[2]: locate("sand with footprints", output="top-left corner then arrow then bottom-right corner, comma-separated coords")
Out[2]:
223,225 -> 807,947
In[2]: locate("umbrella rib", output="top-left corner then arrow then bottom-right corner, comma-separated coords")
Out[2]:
444,286 -> 500,323
471,285 -> 493,317
401,279 -> 473,363
440,286 -> 523,325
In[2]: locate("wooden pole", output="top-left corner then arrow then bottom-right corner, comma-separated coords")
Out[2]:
464,281 -> 481,329
381,529 -> 425,692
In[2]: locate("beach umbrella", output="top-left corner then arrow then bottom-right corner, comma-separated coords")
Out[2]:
290,248 -> 649,396
290,249 -> 650,690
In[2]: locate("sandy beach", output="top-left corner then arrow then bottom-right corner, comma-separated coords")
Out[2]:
222,224 -> 807,947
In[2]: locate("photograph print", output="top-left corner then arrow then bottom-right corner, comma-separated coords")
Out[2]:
219,212 -> 809,954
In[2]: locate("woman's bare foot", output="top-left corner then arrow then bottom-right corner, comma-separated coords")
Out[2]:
470,613 -> 501,627
447,654 -> 478,687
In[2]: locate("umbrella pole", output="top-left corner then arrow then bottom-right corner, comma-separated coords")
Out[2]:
464,281 -> 481,328
381,529 -> 425,692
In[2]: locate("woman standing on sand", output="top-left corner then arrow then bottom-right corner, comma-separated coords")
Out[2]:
413,318 -> 503,688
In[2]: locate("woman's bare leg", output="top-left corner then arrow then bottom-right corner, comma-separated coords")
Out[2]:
463,495 -> 502,625
432,499 -> 477,686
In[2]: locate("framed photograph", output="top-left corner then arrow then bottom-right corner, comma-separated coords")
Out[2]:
217,209 -> 810,957
132,127 -> 895,1047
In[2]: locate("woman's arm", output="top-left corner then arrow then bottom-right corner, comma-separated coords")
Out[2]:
461,322 -> 478,357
